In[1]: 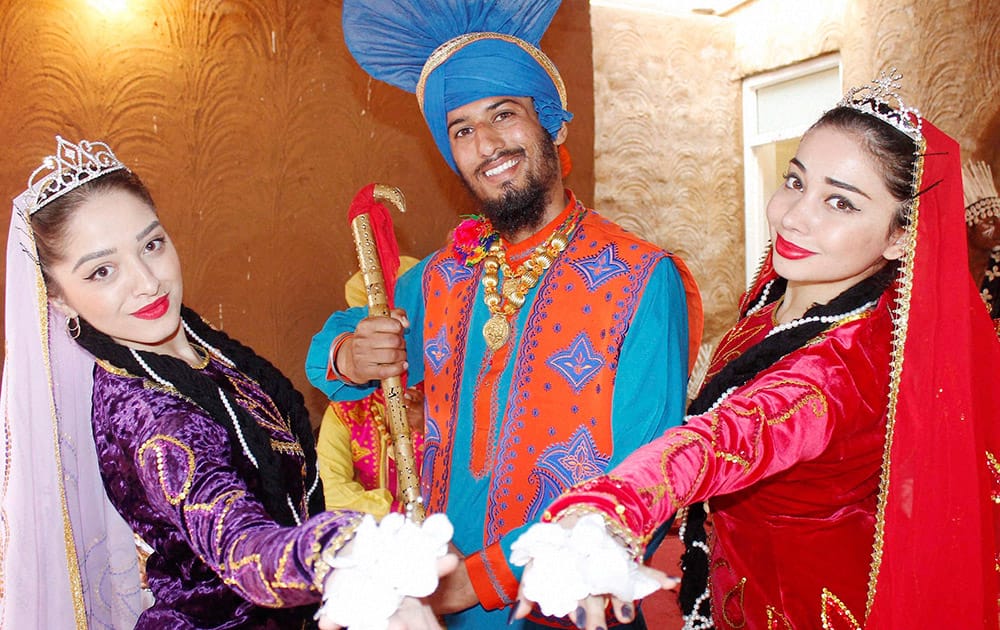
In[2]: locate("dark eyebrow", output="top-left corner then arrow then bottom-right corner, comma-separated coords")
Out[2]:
72,248 -> 114,272
790,158 -> 872,200
825,177 -> 871,200
446,98 -> 520,133
136,220 -> 161,241
71,220 -> 161,272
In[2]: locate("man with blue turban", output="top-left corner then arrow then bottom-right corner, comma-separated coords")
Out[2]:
306,2 -> 704,627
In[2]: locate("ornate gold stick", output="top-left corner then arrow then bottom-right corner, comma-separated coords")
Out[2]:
349,184 -> 424,522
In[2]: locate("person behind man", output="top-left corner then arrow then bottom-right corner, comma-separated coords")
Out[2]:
305,1 -> 702,627
962,160 -> 1000,335
318,256 -> 427,516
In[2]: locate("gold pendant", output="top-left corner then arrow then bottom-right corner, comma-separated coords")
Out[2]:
483,314 -> 510,350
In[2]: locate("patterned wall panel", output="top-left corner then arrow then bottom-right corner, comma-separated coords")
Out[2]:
0,0 -> 595,419
590,7 -> 744,349
592,0 -> 998,364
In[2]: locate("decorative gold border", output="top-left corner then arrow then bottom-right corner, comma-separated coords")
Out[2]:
415,32 -> 567,114
863,136 -> 925,617
4,209 -> 89,624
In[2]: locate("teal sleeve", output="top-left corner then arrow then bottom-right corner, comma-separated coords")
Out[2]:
304,258 -> 428,401
607,255 -> 690,466
497,255 -> 691,580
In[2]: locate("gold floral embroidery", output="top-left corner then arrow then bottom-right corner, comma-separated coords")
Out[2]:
711,380 -> 828,471
185,489 -> 244,550
635,428 -> 706,511
821,588 -> 862,630
270,439 -> 305,457
765,606 -> 793,630
137,434 -> 196,505
720,576 -> 748,628
314,516 -> 365,590
986,450 -> 1000,504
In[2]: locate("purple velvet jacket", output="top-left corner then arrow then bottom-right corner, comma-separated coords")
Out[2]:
91,356 -> 360,629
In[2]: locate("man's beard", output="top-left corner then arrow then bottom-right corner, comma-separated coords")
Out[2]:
464,136 -> 560,237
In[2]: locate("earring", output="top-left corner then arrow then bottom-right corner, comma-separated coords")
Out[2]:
67,316 -> 81,339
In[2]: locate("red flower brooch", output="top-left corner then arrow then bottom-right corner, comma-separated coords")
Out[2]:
451,215 -> 498,266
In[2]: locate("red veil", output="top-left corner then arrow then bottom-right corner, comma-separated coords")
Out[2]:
863,119 -> 1000,627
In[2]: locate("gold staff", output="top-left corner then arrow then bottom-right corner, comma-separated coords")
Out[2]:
349,184 -> 425,522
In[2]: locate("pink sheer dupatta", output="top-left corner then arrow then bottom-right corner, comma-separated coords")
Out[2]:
0,188 -> 143,628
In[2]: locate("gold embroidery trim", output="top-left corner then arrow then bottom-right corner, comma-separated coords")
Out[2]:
864,135 -> 924,617
137,434 -> 196,505
415,32 -> 567,113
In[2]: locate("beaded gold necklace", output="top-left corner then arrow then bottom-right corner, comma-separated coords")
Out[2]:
481,208 -> 585,350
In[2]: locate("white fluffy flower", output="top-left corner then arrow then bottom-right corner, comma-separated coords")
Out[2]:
318,513 -> 453,630
510,514 -> 660,618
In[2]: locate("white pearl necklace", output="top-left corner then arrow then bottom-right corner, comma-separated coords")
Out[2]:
764,298 -> 878,339
183,320 -> 235,367
129,344 -> 312,521
218,387 -> 259,468
130,348 -> 173,388
677,508 -> 714,630
743,279 -> 775,317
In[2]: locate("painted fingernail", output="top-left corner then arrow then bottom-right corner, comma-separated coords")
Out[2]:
507,605 -> 517,625
574,606 -> 586,628
621,603 -> 634,620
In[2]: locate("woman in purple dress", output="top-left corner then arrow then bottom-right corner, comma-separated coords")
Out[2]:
0,136 -> 453,629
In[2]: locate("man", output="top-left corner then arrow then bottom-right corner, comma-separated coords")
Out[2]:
307,2 -> 702,627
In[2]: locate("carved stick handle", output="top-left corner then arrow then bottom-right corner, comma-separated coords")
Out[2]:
350,188 -> 424,522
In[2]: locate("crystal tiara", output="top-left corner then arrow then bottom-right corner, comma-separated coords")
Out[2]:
837,69 -> 922,141
26,136 -> 127,214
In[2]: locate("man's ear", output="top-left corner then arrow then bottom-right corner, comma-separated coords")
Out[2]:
553,122 -> 568,146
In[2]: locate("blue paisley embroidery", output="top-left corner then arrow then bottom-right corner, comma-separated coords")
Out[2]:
434,256 -> 474,288
547,332 -> 604,392
425,325 -> 452,375
526,426 -> 609,520
570,244 -> 629,289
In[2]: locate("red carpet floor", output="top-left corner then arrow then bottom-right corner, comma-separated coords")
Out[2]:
641,532 -> 685,629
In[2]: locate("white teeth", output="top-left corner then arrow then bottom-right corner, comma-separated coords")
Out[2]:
485,158 -> 517,177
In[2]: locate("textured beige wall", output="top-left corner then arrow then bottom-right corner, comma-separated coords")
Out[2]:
592,0 -> 999,357
590,8 -> 743,352
0,0 -> 594,420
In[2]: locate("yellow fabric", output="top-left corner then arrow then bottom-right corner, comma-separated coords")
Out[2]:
344,255 -> 421,308
315,406 -> 393,518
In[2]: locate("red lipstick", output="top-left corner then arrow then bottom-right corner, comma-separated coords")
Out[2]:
774,235 -> 816,260
133,295 -> 170,320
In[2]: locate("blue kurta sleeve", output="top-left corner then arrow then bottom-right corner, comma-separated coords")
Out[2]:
305,258 -> 429,401
607,254 -> 690,464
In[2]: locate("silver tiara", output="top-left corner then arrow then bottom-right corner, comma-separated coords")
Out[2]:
26,136 -> 127,214
838,69 -> 922,141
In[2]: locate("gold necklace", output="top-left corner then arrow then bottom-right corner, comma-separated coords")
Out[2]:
480,211 -> 582,350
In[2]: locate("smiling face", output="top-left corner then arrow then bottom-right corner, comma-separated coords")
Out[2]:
766,125 -> 906,307
44,188 -> 187,357
447,95 -> 566,239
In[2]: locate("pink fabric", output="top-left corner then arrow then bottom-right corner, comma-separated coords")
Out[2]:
327,387 -> 425,511
1,189 -> 143,628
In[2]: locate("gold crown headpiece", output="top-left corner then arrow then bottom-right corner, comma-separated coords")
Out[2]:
26,136 -> 127,215
837,69 -> 922,141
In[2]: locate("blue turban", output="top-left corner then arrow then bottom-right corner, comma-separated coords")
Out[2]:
343,0 -> 573,172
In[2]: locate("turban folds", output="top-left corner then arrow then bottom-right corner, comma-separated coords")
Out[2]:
343,0 -> 572,171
